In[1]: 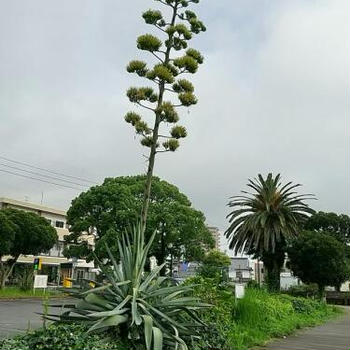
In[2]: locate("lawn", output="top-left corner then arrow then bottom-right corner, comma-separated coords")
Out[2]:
0,287 -> 64,299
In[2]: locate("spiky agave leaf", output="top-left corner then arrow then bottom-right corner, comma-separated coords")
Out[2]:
51,223 -> 209,350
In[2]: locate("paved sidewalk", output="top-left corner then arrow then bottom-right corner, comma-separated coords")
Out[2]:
261,307 -> 350,350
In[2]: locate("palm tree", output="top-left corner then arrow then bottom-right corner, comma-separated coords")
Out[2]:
225,173 -> 314,291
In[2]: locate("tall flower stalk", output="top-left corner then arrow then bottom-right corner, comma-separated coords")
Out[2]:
124,0 -> 206,231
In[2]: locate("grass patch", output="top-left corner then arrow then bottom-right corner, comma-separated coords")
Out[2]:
0,287 -> 64,299
188,277 -> 342,350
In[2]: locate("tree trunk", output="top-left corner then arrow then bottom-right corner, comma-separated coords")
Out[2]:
0,256 -> 19,289
140,3 -> 179,233
0,267 -> 6,289
318,285 -> 326,301
264,259 -> 281,292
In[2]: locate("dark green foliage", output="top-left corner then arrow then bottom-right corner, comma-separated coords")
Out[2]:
157,102 -> 179,123
18,266 -> 34,291
64,176 -> 214,267
0,208 -> 57,288
137,34 -> 162,52
127,87 -> 158,103
178,92 -> 197,106
141,136 -> 155,147
286,284 -> 319,298
186,278 -> 339,350
0,324 -> 125,350
172,79 -> 194,93
146,64 -> 175,83
162,138 -> 179,151
173,55 -> 198,73
170,125 -> 187,139
0,211 -> 16,257
287,231 -> 350,297
225,173 -> 314,291
142,10 -> 163,25
198,250 -> 231,281
126,60 -> 148,77
186,48 -> 204,63
304,211 -> 350,244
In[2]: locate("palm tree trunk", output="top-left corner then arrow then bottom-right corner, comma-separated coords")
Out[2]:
264,259 -> 281,292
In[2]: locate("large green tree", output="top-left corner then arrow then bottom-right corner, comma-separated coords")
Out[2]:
225,173 -> 314,291
287,231 -> 350,298
124,0 -> 206,231
304,211 -> 350,244
64,176 -> 214,268
198,249 -> 231,281
0,208 -> 58,288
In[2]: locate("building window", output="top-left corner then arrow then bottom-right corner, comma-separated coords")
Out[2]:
55,220 -> 64,228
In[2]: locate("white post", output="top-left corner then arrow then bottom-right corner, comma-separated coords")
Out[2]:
235,283 -> 245,299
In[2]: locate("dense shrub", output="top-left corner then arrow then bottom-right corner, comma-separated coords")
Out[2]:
287,284 -> 319,298
188,277 -> 339,350
0,324 -> 126,350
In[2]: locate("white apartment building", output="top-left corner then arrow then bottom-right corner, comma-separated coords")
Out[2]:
0,197 -> 95,285
207,226 -> 221,249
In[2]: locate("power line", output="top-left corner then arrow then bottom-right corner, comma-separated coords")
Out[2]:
0,162 -> 89,188
0,168 -> 84,191
0,155 -> 98,184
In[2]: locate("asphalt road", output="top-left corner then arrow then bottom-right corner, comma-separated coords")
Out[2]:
0,298 -> 69,338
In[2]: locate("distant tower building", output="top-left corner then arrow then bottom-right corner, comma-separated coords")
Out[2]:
207,226 -> 221,249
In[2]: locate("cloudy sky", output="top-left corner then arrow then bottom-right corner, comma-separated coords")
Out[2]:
0,0 -> 349,236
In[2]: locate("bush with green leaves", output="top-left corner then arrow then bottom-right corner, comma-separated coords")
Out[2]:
51,224 -> 209,350
186,277 -> 339,350
198,250 -> 231,282
0,323 -> 124,350
286,284 -> 319,299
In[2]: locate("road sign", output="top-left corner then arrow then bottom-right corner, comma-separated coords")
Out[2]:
34,275 -> 48,289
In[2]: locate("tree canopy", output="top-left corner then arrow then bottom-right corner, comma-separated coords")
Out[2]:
304,211 -> 350,244
287,231 -> 350,297
225,173 -> 314,291
0,211 -> 16,258
202,250 -> 231,268
0,208 -> 58,288
199,249 -> 231,280
64,175 -> 214,266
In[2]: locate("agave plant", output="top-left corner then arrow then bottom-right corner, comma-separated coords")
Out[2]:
50,224 -> 209,350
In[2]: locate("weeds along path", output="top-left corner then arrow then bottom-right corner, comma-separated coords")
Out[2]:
260,306 -> 350,350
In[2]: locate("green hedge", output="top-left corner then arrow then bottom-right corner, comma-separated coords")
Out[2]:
0,324 -> 126,350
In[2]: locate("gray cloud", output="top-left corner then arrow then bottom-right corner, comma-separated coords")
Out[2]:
1,0 -> 348,235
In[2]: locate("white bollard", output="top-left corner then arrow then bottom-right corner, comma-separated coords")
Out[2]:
235,283 -> 245,299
